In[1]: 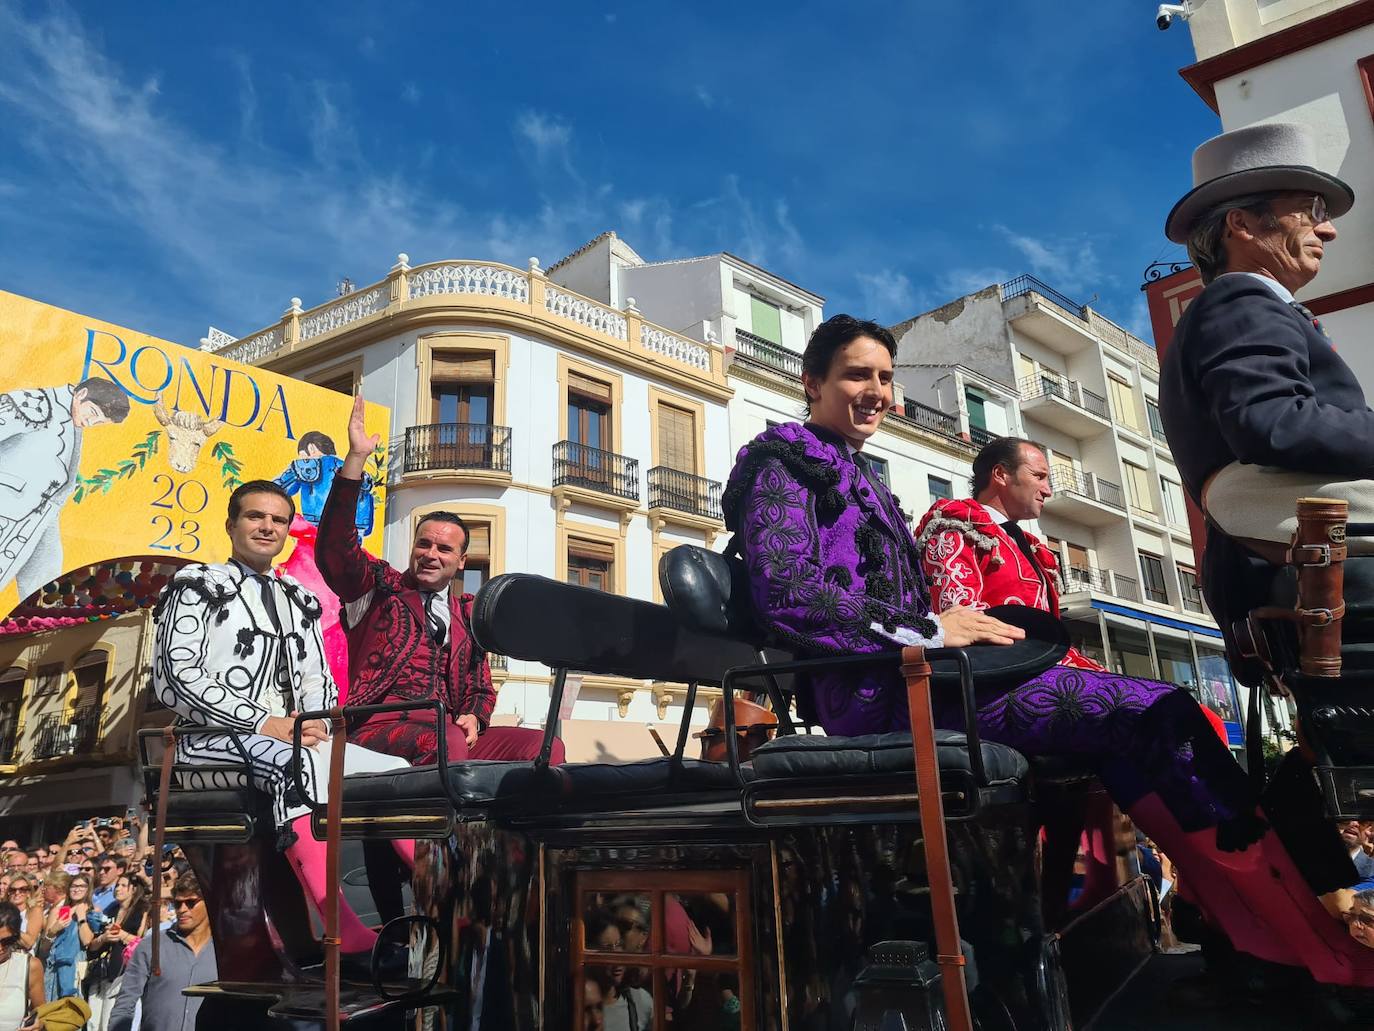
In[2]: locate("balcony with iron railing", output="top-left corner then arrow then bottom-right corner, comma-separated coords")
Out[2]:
731,328 -> 803,378
648,466 -> 724,521
1001,275 -> 1158,373
1063,565 -> 1110,593
553,441 -> 640,503
1044,464 -> 1127,526
404,423 -> 512,476
969,426 -> 997,447
1114,574 -> 1141,603
1018,372 -> 1111,438
31,707 -> 101,761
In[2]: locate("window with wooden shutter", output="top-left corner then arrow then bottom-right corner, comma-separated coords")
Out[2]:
1124,462 -> 1155,514
432,351 -> 495,383
658,404 -> 697,473
1108,376 -> 1143,432
567,537 -> 615,592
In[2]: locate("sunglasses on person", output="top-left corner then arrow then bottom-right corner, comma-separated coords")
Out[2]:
0,933 -> 16,948
170,897 -> 203,911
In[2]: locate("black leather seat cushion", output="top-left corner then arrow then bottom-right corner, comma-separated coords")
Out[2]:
750,731 -> 1029,786
336,757 -> 746,810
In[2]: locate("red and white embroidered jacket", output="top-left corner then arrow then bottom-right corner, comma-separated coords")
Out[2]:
913,498 -> 1103,670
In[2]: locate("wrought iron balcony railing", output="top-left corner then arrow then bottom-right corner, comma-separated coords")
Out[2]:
32,706 -> 101,761
1064,566 -> 1109,592
553,441 -> 640,502
648,466 -> 724,520
969,426 -> 997,447
1047,465 -> 1126,512
1017,372 -> 1110,420
733,329 -> 802,377
1113,574 -> 1141,603
899,399 -> 961,438
404,423 -> 512,474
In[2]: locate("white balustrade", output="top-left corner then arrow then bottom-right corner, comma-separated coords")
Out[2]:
640,325 -> 711,371
409,263 -> 530,302
299,287 -> 387,341
544,286 -> 628,340
220,327 -> 282,365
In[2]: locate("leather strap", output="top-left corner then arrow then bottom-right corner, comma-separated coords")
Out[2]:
1294,498 -> 1348,677
902,646 -> 973,1031
324,707 -> 347,1031
151,726 -> 177,978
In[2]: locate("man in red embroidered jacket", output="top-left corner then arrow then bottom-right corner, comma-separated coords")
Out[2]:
318,396 -> 562,766
915,437 -> 1103,670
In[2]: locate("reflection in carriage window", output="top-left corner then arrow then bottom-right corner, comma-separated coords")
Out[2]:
575,872 -> 750,1030
583,965 -> 653,1031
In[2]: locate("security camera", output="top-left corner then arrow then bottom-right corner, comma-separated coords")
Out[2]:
1157,2 -> 1195,29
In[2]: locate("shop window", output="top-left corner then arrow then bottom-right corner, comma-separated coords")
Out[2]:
1107,618 -> 1154,679
1195,642 -> 1240,724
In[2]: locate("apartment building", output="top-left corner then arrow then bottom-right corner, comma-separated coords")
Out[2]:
546,234 -> 982,519
0,606 -> 158,841
891,276 -> 1251,742
211,250 -> 731,760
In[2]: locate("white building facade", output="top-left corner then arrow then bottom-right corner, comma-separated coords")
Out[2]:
215,253 -> 731,761
891,276 -> 1265,745
1179,0 -> 1374,382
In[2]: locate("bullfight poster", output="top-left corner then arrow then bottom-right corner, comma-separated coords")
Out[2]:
0,289 -> 390,623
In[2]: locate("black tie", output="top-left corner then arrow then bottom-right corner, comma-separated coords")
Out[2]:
255,575 -> 283,635
425,593 -> 447,649
1290,300 -> 1330,340
1003,522 -> 1046,589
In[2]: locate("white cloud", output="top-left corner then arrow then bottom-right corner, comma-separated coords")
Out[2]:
855,269 -> 915,320
401,81 -> 421,106
695,85 -> 714,108
993,224 -> 1101,296
514,110 -> 573,165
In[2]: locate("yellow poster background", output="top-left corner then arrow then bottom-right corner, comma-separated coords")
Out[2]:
0,290 -> 389,620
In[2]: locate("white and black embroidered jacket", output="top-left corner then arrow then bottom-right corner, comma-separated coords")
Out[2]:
152,561 -> 335,732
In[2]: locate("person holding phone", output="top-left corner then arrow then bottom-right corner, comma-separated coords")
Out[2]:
35,873 -> 79,1002
0,901 -> 44,1031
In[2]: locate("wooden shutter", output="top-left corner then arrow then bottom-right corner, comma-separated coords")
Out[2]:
464,522 -> 490,563
1066,542 -> 1091,570
432,351 -> 494,383
658,404 -> 696,472
568,371 -> 612,404
568,537 -> 615,563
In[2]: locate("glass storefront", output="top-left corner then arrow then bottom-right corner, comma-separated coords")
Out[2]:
1195,641 -> 1241,725
1105,616 -> 1154,679
1063,616 -> 1108,667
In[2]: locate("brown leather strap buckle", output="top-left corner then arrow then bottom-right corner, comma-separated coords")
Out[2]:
1287,543 -> 1347,567
1299,603 -> 1346,627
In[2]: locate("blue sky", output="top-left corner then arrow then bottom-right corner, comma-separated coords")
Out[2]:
0,1 -> 1218,347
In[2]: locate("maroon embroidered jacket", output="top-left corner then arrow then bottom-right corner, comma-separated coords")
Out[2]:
317,475 -> 496,729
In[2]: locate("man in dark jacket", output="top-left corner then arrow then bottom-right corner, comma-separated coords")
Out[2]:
1158,121 -> 1358,642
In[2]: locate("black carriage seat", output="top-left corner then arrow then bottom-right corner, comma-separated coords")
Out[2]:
658,545 -> 1095,796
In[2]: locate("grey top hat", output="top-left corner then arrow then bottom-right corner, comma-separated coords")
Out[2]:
1164,122 -> 1354,243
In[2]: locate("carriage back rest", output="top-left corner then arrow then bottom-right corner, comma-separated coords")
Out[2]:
469,573 -> 784,686
657,544 -> 763,642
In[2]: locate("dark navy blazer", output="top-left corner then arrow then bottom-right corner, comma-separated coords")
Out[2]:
1159,273 -> 1374,658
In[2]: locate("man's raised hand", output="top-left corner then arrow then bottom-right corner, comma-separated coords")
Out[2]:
348,394 -> 380,458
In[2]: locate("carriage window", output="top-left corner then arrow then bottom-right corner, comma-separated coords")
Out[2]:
575,871 -> 751,1030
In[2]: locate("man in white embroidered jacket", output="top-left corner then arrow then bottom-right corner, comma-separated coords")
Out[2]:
151,478 -> 410,961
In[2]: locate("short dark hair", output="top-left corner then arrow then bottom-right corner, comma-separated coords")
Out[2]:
171,870 -> 202,900
296,431 -> 338,457
971,437 -> 1038,495
227,479 -> 296,522
800,314 -> 897,414
415,511 -> 469,554
0,902 -> 19,936
99,854 -> 128,873
75,377 -> 131,423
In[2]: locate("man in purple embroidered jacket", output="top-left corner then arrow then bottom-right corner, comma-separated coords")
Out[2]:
721,315 -> 1369,979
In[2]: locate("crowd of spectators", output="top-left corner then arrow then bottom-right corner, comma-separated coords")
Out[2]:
0,814 -> 211,1031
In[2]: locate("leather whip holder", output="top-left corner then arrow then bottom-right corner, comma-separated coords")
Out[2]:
1239,497 -> 1349,680
901,645 -> 973,1031
695,695 -> 778,762
324,706 -> 347,1031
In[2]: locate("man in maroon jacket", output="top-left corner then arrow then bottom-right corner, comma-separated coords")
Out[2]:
318,396 -> 561,766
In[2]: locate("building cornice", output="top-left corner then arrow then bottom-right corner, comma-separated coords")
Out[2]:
1179,0 -> 1374,112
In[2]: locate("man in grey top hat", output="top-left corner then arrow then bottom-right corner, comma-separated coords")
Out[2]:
1158,122 -> 1363,644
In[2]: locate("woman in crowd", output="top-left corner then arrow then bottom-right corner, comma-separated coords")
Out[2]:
584,908 -> 650,1031
36,871 -> 80,1001
721,313 -> 1374,977
10,881 -> 39,951
84,873 -> 147,1031
0,902 -> 43,1031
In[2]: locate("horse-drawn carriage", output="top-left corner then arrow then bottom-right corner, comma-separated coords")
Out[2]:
141,545 -> 1170,1031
